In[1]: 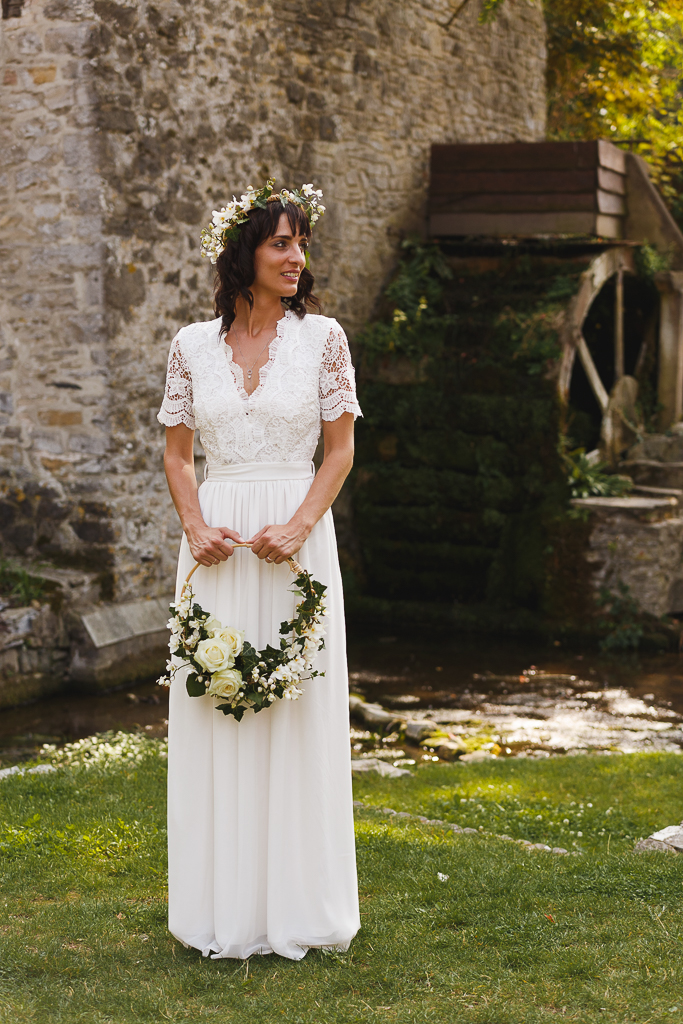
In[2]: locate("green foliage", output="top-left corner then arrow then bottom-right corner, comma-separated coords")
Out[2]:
635,241 -> 676,279
355,240 -> 455,363
562,445 -> 634,498
3,746 -> 683,1021
479,0 -> 510,22
0,560 -> 45,606
490,1 -> 683,225
353,243 -> 581,614
596,582 -> 646,651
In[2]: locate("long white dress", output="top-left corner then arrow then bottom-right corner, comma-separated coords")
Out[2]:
157,309 -> 362,960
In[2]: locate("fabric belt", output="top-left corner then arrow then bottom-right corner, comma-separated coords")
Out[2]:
204,461 -> 314,482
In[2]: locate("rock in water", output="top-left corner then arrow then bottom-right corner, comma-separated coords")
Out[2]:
350,757 -> 412,778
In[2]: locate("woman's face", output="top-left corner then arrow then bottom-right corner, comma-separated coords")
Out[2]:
252,212 -> 308,298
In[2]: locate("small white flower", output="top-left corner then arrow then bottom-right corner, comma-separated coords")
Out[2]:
437,872 -> 449,882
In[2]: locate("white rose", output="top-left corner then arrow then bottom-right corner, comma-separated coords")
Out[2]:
208,625 -> 244,659
207,668 -> 242,700
203,614 -> 223,634
194,637 -> 234,673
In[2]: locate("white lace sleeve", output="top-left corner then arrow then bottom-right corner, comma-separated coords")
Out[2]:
157,334 -> 195,429
319,322 -> 362,422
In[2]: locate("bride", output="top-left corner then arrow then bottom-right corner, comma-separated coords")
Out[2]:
157,182 -> 361,960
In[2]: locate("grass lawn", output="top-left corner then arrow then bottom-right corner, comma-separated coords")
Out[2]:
2,735 -> 683,1023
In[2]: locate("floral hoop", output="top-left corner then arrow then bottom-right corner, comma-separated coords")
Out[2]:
158,546 -> 327,722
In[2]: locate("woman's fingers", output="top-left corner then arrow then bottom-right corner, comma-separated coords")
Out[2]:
246,525 -> 299,563
220,527 -> 244,544
189,530 -> 238,565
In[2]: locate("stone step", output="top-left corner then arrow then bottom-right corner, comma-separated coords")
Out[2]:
620,460 -> 683,490
632,484 -> 683,501
628,430 -> 683,463
570,495 -> 680,523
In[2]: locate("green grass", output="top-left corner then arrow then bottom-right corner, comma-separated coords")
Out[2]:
2,738 -> 683,1022
353,752 -> 683,854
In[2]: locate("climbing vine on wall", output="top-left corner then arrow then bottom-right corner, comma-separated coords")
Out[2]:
351,241 -> 590,626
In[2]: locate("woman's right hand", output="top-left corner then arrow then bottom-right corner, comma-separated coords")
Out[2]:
185,525 -> 244,566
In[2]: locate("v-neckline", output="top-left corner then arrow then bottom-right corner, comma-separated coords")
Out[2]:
224,310 -> 291,401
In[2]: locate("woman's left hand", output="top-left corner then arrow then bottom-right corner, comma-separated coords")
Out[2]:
249,519 -> 310,564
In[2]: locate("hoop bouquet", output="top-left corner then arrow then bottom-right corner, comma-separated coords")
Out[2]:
158,548 -> 327,722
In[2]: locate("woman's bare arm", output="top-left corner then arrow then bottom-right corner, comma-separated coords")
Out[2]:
249,412 -> 355,563
164,425 -> 244,566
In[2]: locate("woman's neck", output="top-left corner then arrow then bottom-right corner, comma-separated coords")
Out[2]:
231,293 -> 284,339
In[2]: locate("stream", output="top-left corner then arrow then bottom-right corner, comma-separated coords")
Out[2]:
2,635 -> 683,767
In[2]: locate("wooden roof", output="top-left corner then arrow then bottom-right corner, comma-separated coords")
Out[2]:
429,140 -> 627,239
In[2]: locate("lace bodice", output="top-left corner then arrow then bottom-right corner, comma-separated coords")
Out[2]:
157,311 -> 362,466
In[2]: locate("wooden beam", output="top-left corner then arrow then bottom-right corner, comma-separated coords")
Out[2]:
598,167 -> 627,195
431,192 -> 599,214
430,169 -> 599,196
597,190 -> 626,216
429,210 -> 608,237
595,214 -> 623,239
615,268 -> 624,381
576,334 -> 609,413
430,140 -> 626,174
431,168 -> 626,198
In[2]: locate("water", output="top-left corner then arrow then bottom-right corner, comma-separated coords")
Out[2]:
347,635 -> 683,712
2,636 -> 683,766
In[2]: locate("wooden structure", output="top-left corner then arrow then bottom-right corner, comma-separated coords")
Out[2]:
430,140 -> 627,239
428,140 -> 683,434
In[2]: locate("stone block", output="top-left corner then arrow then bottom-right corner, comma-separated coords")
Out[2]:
70,595 -> 172,691
44,0 -> 95,21
634,837 -> 678,854
68,434 -> 106,455
436,740 -> 466,761
104,266 -> 146,310
405,718 -> 439,742
649,825 -> 683,851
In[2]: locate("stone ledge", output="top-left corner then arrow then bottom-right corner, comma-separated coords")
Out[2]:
82,596 -> 171,649
571,495 -> 678,510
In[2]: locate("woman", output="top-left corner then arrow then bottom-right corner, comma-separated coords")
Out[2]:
157,182 -> 361,961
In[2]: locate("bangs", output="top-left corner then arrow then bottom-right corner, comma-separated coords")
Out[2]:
251,199 -> 312,241
281,201 -> 312,238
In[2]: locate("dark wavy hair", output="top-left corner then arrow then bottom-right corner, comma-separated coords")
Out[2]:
214,199 -> 321,337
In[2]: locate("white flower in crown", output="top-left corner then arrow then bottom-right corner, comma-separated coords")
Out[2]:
200,178 -> 325,264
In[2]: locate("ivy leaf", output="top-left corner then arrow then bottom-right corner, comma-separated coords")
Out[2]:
240,642 -> 259,674
186,674 -> 206,697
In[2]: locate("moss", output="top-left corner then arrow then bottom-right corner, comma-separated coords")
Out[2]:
350,240 -> 668,638
0,561 -> 47,606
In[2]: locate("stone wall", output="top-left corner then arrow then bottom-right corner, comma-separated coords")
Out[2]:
0,0 -> 546,603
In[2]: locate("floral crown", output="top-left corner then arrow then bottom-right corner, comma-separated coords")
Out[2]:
200,178 -> 325,264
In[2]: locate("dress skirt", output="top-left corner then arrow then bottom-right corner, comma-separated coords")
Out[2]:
167,461 -> 360,960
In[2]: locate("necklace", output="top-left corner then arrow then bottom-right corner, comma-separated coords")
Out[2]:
230,330 -> 273,383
